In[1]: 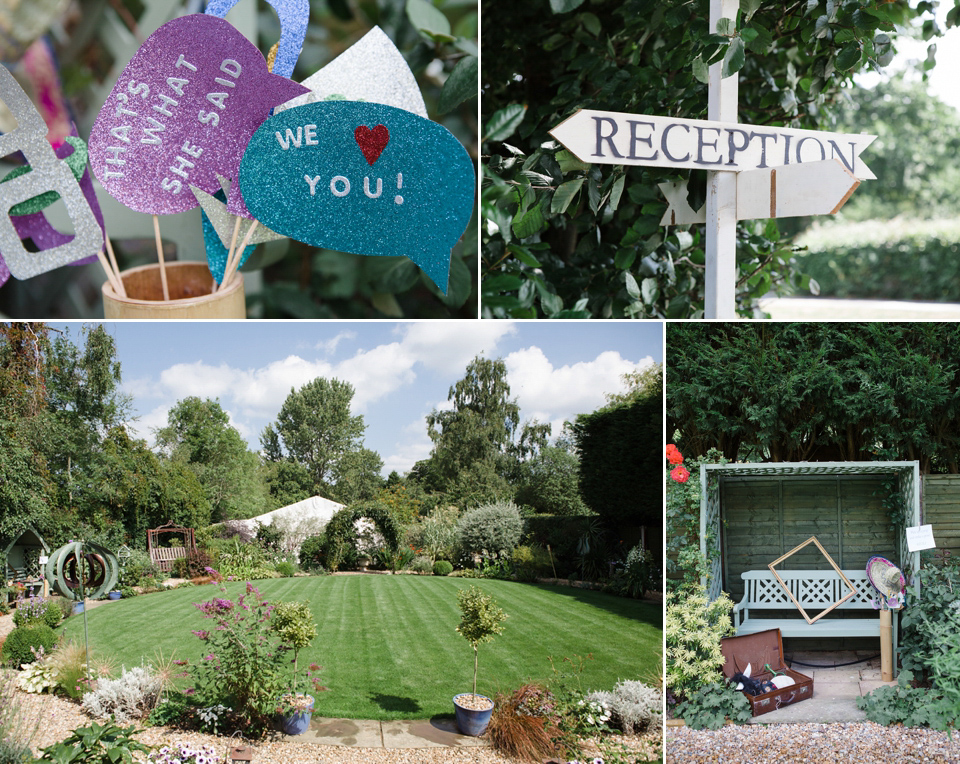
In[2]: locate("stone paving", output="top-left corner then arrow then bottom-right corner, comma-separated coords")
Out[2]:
748,650 -> 897,724
294,717 -> 488,748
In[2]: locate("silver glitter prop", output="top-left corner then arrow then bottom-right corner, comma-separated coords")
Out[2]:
276,26 -> 427,118
0,65 -> 102,279
190,177 -> 285,248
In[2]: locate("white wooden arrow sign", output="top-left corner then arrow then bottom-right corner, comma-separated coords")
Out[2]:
549,109 -> 876,180
659,159 -> 860,225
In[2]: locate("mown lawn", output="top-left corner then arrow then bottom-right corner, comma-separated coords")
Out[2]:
61,575 -> 660,720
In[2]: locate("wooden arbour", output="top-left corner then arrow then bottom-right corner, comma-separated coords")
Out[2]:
147,522 -> 197,573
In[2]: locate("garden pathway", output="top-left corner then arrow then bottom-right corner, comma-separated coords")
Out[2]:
749,650 -> 895,724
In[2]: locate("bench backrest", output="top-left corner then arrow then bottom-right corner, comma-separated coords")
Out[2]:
741,570 -> 877,610
150,547 -> 187,571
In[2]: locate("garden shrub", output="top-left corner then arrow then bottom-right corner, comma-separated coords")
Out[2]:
256,523 -> 284,553
522,516 -> 595,575
1,625 -> 58,668
274,561 -> 296,578
12,595 -> 62,629
410,555 -> 433,574
666,583 -> 735,701
587,679 -> 662,734
488,684 -> 560,761
119,549 -> 162,588
857,669 -> 957,730
270,600 -> 317,691
120,587 -> 138,599
298,533 -> 327,572
510,544 -> 552,583
186,573 -> 287,732
433,560 -> 454,576
900,561 -> 960,680
457,500 -> 523,563
172,549 -> 214,580
81,666 -> 164,723
37,721 -> 150,764
407,506 -> 461,562
610,545 -> 658,599
675,681 -> 752,730
797,220 -> 960,302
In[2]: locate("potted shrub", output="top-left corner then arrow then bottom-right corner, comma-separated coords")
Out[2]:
271,600 -> 323,736
453,585 -> 507,736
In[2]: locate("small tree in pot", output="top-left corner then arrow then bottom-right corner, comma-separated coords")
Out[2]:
272,600 -> 322,735
454,585 -> 507,736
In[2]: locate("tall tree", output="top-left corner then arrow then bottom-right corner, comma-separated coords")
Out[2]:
261,377 -> 372,499
155,397 -> 266,522
331,447 -> 384,505
515,434 -> 589,516
420,356 -> 522,507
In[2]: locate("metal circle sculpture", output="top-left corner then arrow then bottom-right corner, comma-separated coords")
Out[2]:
44,541 -> 119,601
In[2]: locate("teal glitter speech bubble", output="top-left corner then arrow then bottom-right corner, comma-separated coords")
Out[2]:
237,101 -> 476,293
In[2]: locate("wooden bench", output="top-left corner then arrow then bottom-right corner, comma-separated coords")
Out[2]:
150,546 -> 187,573
733,570 -> 899,671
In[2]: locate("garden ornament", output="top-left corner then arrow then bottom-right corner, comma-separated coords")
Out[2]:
44,540 -> 119,601
865,556 -> 905,610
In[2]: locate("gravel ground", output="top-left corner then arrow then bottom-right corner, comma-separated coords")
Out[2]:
667,722 -> 960,763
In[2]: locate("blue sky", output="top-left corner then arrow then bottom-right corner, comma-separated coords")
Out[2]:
50,321 -> 662,476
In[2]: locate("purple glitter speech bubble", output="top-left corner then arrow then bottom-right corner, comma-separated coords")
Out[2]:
88,14 -> 309,216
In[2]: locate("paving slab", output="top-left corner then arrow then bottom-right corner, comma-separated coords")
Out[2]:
747,697 -> 867,724
381,718 -> 487,748
860,680 -> 898,695
285,716 -> 491,748
293,717 -> 383,747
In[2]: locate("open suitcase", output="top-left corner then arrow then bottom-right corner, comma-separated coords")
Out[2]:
720,628 -> 813,716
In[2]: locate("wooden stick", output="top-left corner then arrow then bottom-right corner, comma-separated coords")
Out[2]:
94,248 -> 123,296
215,215 -> 243,293
103,233 -> 126,298
152,214 -> 170,301
223,220 -> 258,288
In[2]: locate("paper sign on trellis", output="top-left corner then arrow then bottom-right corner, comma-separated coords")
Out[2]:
767,536 -> 857,625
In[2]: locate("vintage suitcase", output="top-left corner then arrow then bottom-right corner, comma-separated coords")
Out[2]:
720,628 -> 813,716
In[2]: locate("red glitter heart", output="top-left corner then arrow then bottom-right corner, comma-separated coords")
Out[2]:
354,125 -> 390,165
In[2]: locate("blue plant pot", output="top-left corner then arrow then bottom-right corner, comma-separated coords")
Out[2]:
108,591 -> 122,600
453,694 -> 494,736
279,709 -> 313,735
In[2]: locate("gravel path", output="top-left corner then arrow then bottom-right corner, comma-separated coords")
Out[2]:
667,722 -> 960,763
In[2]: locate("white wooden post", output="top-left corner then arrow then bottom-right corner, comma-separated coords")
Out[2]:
705,0 -> 740,319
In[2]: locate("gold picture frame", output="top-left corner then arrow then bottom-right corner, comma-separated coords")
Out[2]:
767,536 -> 856,624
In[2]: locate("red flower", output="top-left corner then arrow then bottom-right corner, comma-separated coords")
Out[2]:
670,465 -> 690,483
665,444 -> 684,465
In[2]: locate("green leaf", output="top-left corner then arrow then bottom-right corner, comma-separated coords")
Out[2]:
507,244 -> 542,268
624,272 -> 641,299
692,55 -> 709,84
716,18 -> 735,36
641,277 -> 659,305
742,0 -> 762,21
836,43 -> 863,70
580,12 -> 601,36
608,174 -> 625,212
512,200 -> 545,239
722,37 -> 745,78
406,0 -> 451,37
556,149 -> 589,174
438,55 -> 477,114
551,178 -> 583,214
549,0 -> 585,13
485,104 -> 526,142
615,248 -> 637,270
540,291 -> 563,315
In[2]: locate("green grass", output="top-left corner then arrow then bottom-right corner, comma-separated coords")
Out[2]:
61,575 -> 660,720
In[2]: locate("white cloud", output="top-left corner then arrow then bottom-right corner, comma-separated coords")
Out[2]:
397,322 -> 517,374
505,348 -> 653,427
313,330 -> 358,354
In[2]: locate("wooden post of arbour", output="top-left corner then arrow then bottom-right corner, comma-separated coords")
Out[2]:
705,0 -> 739,319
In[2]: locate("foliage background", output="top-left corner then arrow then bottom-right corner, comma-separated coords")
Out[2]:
480,0 -> 957,318
667,322 -> 960,472
0,0 -> 478,319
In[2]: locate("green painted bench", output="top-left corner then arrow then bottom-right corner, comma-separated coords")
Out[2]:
733,569 -> 898,670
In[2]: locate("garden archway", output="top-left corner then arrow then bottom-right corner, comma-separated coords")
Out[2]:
323,502 -> 403,571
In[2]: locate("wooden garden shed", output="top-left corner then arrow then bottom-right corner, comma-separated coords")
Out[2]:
700,461 -> 921,604
3,524 -> 50,587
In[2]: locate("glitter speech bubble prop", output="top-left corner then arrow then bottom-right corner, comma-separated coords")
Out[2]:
238,101 -> 475,293
276,26 -> 427,118
205,0 -> 308,79
0,66 -> 104,281
88,14 -> 309,216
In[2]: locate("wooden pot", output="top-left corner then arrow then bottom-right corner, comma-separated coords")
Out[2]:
102,262 -> 245,319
